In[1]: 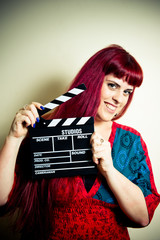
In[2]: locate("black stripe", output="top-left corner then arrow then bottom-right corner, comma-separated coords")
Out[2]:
55,119 -> 66,127
64,92 -> 76,98
84,117 -> 94,125
71,117 -> 94,126
50,99 -> 64,105
70,118 -> 81,125
77,84 -> 87,90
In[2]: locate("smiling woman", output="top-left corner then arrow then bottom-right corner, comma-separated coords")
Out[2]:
95,74 -> 134,123
0,45 -> 159,240
49,44 -> 143,122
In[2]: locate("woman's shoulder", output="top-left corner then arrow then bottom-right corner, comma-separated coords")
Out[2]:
113,121 -> 141,137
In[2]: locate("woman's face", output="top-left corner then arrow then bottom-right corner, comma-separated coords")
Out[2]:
95,74 -> 134,123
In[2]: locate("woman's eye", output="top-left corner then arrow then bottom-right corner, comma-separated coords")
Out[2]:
124,90 -> 132,95
108,83 -> 117,89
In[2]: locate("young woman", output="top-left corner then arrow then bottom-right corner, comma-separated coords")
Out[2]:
0,45 -> 159,240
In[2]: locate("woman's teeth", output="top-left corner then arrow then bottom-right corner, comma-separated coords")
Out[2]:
106,103 -> 116,111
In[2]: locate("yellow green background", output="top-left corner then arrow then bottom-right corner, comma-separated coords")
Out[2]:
0,1 -> 160,239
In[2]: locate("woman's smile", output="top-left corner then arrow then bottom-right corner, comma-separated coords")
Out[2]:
105,102 -> 117,113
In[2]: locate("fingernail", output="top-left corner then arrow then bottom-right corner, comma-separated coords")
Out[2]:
40,106 -> 45,110
36,117 -> 40,122
33,123 -> 36,128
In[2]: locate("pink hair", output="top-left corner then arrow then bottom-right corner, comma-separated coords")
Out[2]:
49,44 -> 143,120
7,45 -> 143,239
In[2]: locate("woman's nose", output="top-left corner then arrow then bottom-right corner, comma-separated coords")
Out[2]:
112,90 -> 123,104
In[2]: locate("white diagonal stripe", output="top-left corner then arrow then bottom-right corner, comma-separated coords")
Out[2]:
56,95 -> 71,102
48,119 -> 62,127
76,117 -> 90,125
44,102 -> 59,110
62,118 -> 76,126
68,88 -> 84,95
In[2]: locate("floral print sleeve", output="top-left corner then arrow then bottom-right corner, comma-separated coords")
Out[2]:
111,122 -> 160,223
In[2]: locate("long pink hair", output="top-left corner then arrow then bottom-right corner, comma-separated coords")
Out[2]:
49,44 -> 143,120
7,45 -> 143,239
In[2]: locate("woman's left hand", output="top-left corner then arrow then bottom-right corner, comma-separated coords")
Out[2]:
90,132 -> 149,226
90,132 -> 114,176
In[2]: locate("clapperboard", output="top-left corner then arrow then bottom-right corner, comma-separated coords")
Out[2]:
29,84 -> 97,179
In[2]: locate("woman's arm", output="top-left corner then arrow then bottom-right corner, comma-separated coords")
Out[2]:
91,132 -> 149,227
104,167 -> 149,226
0,102 -> 42,206
0,136 -> 23,205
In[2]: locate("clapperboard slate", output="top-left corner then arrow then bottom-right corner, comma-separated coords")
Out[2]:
29,84 -> 97,179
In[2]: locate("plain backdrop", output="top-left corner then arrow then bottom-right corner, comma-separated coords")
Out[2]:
0,0 -> 160,239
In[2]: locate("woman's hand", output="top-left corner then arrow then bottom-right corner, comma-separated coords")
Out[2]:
0,101 -> 43,205
90,132 -> 114,176
8,102 -> 44,140
90,132 -> 149,226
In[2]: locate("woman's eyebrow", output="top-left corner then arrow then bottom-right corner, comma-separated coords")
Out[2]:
106,80 -> 120,87
125,88 -> 134,91
106,80 -> 119,84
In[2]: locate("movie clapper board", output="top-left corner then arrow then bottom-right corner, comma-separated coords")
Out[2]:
29,84 -> 97,179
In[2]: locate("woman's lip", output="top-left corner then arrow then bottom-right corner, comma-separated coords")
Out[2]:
105,102 -> 117,112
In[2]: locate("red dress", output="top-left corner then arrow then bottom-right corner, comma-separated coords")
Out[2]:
48,122 -> 160,240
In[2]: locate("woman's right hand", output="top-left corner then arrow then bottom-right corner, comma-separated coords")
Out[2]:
8,102 -> 44,140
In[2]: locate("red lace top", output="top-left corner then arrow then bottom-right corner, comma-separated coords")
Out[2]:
50,177 -> 130,240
